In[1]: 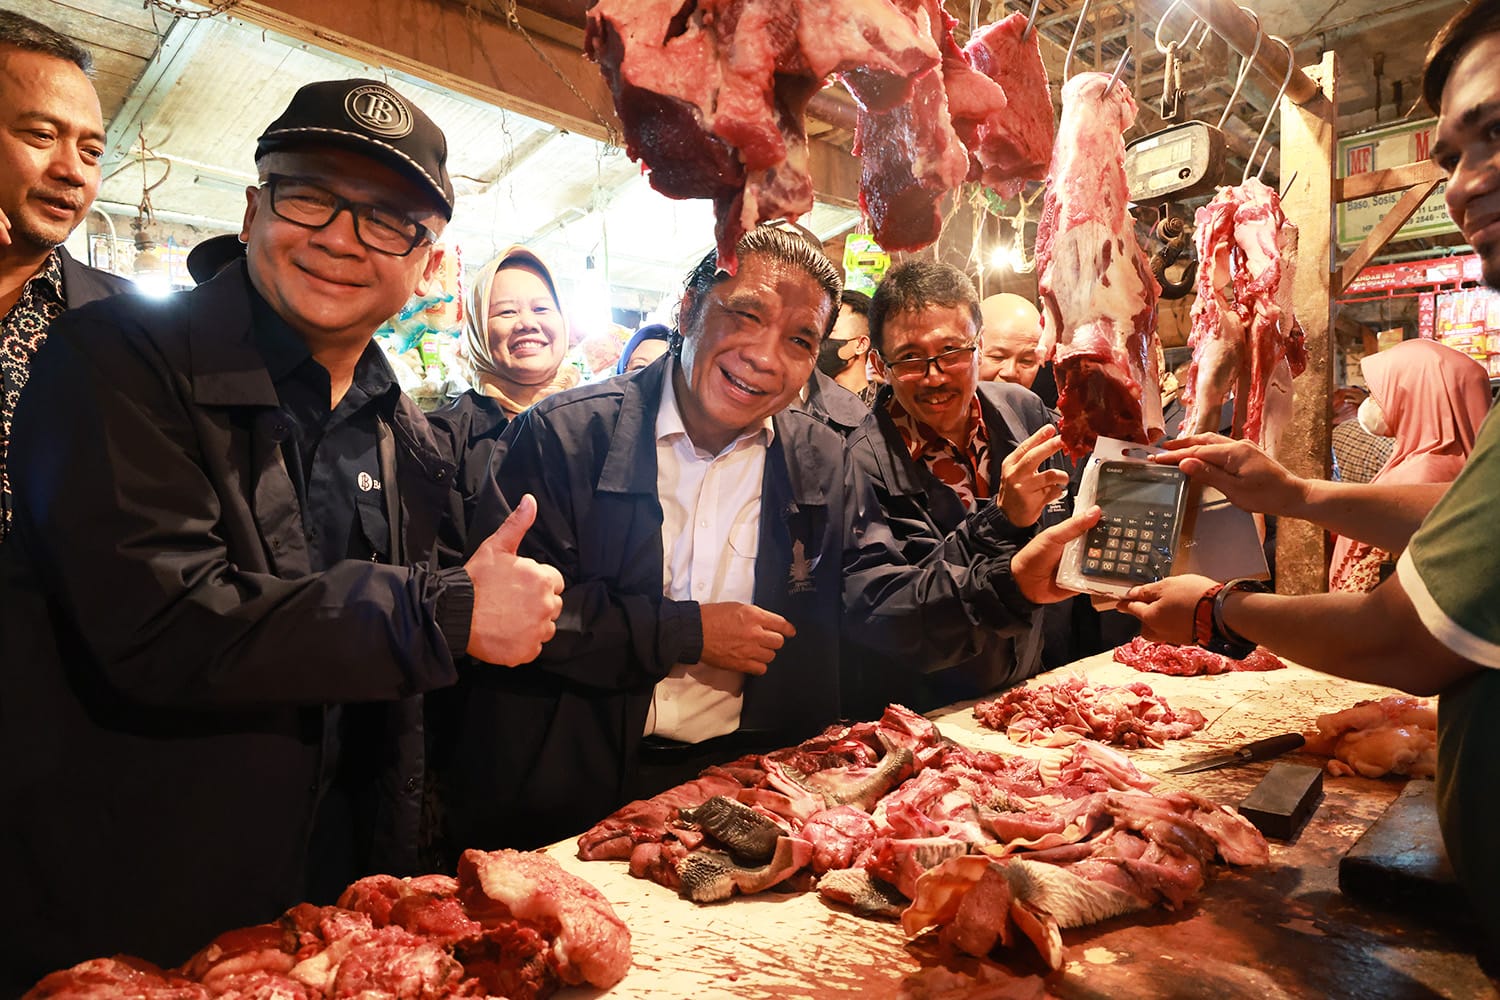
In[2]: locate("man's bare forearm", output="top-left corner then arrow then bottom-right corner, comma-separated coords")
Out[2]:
1288,480 -> 1449,553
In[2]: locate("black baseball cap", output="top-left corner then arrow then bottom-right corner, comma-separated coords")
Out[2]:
186,233 -> 245,284
255,78 -> 455,219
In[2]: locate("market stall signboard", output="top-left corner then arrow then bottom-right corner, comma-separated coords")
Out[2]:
1337,118 -> 1456,248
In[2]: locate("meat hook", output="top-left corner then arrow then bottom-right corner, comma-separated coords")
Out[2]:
1105,45 -> 1133,97
1021,0 -> 1043,42
1153,0 -> 1203,57
1062,0 -> 1092,81
1243,36 -> 1296,184
1215,8 -> 1262,130
1149,215 -> 1197,299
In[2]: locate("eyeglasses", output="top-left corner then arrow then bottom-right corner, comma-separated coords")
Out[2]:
881,341 -> 979,381
261,175 -> 434,257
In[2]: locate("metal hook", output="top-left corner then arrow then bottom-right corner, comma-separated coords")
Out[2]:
1243,35 -> 1296,184
1106,45 -> 1133,97
1216,7 -> 1261,130
1021,0 -> 1042,42
1153,0 -> 1203,56
970,0 -> 981,37
1063,0 -> 1092,81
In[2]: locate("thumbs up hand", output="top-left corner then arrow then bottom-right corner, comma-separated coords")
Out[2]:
464,494 -> 566,665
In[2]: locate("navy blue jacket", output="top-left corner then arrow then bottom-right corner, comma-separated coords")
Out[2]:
447,357 -> 1040,848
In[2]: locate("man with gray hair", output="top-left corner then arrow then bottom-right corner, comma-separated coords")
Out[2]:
0,9 -> 130,542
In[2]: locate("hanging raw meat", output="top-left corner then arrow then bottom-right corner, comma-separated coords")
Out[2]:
848,0 -> 974,252
959,12 -> 1056,199
585,0 -> 941,269
1180,177 -> 1305,454
588,0 -> 1057,266
1036,73 -> 1165,459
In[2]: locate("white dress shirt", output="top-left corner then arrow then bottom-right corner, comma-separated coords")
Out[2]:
645,364 -> 773,743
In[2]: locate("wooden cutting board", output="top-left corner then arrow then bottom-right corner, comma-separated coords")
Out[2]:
1338,779 -> 1470,917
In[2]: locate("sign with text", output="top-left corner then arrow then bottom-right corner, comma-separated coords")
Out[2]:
1336,118 -> 1456,248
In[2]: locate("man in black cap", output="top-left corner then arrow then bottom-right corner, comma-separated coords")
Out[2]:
0,78 -> 564,983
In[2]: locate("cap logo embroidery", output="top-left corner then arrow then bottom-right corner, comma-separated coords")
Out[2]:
344,84 -> 413,139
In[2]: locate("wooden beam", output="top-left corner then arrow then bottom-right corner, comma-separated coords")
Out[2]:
1276,51 -> 1338,597
1336,176 -> 1444,295
1334,160 -> 1445,202
234,0 -> 861,205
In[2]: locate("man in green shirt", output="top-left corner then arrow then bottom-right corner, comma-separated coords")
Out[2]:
1116,0 -> 1500,963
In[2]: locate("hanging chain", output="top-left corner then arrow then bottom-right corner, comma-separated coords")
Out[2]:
491,0 -> 621,149
143,0 -> 242,21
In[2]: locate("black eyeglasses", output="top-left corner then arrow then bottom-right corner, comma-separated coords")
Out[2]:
261,175 -> 433,257
881,341 -> 979,381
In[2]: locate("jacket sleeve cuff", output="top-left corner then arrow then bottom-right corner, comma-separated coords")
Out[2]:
969,500 -> 1034,550
661,598 -> 704,666
986,561 -> 1041,623
434,565 -> 476,656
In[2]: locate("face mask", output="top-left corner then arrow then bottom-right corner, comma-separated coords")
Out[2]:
1357,396 -> 1392,437
817,337 -> 856,377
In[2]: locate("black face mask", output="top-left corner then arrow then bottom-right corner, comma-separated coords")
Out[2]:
817,337 -> 857,377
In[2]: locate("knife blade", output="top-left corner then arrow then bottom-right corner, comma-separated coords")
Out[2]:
1166,732 -> 1306,775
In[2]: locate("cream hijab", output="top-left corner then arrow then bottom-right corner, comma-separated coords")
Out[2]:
462,245 -> 576,415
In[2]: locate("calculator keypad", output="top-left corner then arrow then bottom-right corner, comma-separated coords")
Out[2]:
1081,511 -> 1173,583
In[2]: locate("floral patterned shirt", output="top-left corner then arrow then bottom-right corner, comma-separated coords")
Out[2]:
885,393 -> 992,510
1,250 -> 67,542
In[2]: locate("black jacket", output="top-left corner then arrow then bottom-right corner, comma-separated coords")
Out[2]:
59,245 -> 134,307
427,388 -> 510,555
0,265 -> 472,975
447,358 -> 847,849
798,369 -> 872,438
846,380 -> 1064,712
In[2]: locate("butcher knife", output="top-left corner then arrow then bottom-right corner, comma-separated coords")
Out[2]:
1166,733 -> 1306,774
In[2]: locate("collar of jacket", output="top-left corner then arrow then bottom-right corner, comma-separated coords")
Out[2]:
595,354 -> 830,512
865,380 -> 1046,502
57,245 -> 133,309
183,262 -> 454,481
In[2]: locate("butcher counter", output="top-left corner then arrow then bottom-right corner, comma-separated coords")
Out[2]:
542,651 -> 1500,999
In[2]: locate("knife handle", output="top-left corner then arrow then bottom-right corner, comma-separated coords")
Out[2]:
1244,732 -> 1306,760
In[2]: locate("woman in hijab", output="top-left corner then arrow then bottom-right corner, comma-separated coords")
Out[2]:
1329,339 -> 1492,592
429,245 -> 575,541
615,323 -> 672,375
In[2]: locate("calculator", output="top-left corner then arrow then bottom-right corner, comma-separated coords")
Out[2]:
1080,460 -> 1190,585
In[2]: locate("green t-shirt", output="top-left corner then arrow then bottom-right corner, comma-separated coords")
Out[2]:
1398,405 -> 1500,957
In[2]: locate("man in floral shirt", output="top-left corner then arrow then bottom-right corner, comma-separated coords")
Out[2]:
0,11 -> 130,542
845,260 -> 1071,711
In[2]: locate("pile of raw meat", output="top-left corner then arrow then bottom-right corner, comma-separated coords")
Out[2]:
1114,636 -> 1286,676
1180,177 -> 1306,456
585,0 -> 1054,265
1304,695 -> 1436,779
1036,73 -> 1165,458
973,674 -> 1207,748
24,850 -> 630,1000
578,705 -> 1266,970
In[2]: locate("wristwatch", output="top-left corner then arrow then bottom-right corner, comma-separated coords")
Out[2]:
1205,578 -> 1267,659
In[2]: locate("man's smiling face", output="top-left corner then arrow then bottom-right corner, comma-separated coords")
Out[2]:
674,251 -> 833,453
1433,33 -> 1500,289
